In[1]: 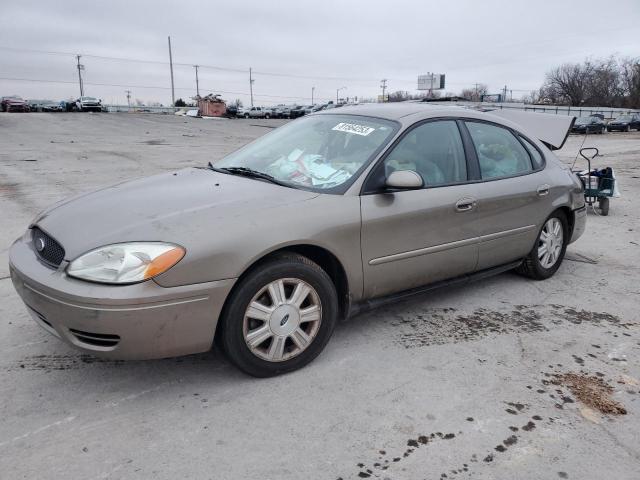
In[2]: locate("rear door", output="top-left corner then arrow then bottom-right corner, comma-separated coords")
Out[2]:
462,120 -> 552,270
360,120 -> 479,299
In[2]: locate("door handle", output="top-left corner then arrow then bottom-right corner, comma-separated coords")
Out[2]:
455,198 -> 476,212
537,184 -> 550,196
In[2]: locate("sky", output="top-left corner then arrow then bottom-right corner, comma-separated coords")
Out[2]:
1,0 -> 639,107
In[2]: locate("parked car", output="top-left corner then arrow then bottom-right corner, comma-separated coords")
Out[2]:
243,106 -> 272,119
280,105 -> 299,118
75,96 -> 102,112
288,105 -> 306,118
42,101 -> 63,112
9,104 -> 585,377
1,96 -> 30,112
303,104 -> 325,114
607,113 -> 640,132
571,116 -> 605,134
27,99 -> 44,111
225,104 -> 238,118
269,106 -> 286,118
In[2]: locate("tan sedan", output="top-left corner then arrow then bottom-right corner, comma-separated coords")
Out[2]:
9,104 -> 586,376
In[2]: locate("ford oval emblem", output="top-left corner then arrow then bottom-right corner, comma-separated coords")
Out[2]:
35,238 -> 46,252
280,313 -> 290,327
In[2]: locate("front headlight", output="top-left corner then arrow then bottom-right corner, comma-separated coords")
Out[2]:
67,242 -> 185,284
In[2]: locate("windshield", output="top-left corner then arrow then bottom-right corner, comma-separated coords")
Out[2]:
216,114 -> 398,192
615,115 -> 632,122
575,117 -> 591,125
81,97 -> 98,101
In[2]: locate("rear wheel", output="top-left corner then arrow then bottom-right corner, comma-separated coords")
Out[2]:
625,125 -> 631,132
516,212 -> 568,280
219,253 -> 338,377
599,197 -> 610,216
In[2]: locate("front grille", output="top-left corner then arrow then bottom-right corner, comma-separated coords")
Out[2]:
32,227 -> 65,268
69,329 -> 120,348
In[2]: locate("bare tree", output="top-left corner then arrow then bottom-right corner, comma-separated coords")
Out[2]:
538,56 -> 640,108
619,56 -> 640,108
387,90 -> 410,102
460,83 -> 488,102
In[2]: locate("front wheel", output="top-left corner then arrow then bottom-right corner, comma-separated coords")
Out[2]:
625,125 -> 631,132
219,253 -> 338,377
516,212 -> 568,280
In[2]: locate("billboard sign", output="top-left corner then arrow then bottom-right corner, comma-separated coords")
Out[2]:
418,74 -> 445,90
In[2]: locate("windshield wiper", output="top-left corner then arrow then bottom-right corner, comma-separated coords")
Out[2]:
215,165 -> 292,188
206,161 -> 228,173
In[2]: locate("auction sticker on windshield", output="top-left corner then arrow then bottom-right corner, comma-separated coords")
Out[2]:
332,122 -> 375,136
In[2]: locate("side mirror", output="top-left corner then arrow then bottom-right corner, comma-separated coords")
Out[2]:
385,170 -> 424,190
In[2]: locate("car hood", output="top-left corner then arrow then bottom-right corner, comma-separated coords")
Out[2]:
35,168 -> 318,260
6,99 -> 26,104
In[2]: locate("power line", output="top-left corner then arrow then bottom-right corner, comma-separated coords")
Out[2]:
0,76 -> 333,101
0,45 -> 546,92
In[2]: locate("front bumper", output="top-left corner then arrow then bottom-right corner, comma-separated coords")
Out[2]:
607,125 -> 628,131
9,235 -> 236,360
569,205 -> 587,244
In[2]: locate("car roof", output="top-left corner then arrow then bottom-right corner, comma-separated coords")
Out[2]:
315,102 -> 575,150
315,102 -> 476,121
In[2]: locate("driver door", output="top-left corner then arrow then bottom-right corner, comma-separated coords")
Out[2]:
360,120 -> 479,299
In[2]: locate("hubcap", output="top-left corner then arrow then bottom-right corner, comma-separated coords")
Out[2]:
243,278 -> 322,362
538,218 -> 564,269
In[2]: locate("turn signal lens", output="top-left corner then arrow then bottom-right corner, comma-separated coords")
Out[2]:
144,248 -> 185,279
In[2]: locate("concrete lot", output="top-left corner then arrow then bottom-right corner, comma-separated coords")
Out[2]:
1,112 -> 639,480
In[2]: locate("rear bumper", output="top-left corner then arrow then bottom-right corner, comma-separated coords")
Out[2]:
569,205 -> 587,244
9,236 -> 235,360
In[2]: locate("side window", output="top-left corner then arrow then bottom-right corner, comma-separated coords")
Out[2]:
519,136 -> 544,169
383,120 -> 467,186
466,122 -> 532,179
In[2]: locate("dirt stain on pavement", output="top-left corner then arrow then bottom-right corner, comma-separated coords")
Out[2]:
392,305 -> 626,349
551,373 -> 627,415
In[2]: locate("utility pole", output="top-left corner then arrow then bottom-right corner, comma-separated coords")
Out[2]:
194,65 -> 200,97
311,86 -> 315,105
336,86 -> 346,104
380,79 -> 387,102
249,68 -> 254,107
168,36 -> 175,106
76,55 -> 84,97
503,85 -> 508,103
474,83 -> 480,102
125,90 -> 131,107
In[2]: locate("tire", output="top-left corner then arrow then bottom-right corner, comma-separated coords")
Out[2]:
264,114 -> 270,119
599,197 -> 610,216
516,211 -> 568,280
219,253 -> 338,377
625,125 -> 631,132
244,113 -> 250,119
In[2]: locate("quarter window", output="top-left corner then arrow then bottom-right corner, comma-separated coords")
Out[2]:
466,122 -> 533,179
383,120 -> 467,186
519,136 -> 544,169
